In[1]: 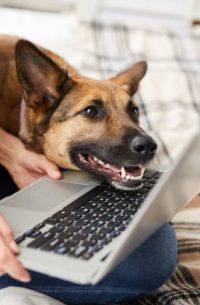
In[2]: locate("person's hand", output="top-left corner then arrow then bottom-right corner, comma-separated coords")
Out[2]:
8,146 -> 62,189
0,128 -> 62,189
0,213 -> 30,282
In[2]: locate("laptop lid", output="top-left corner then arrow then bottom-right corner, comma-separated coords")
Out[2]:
92,130 -> 200,284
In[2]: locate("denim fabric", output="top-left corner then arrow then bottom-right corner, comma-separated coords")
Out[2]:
0,166 -> 177,304
0,166 -> 18,200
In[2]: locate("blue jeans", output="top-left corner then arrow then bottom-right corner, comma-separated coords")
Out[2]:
0,223 -> 177,304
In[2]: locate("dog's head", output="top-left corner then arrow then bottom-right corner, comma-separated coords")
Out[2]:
15,40 -> 157,190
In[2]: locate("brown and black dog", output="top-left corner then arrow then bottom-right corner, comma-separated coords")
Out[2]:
0,34 -> 157,190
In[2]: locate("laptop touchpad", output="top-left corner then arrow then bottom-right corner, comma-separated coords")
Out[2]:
2,179 -> 87,212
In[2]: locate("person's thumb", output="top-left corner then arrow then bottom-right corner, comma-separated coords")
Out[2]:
39,156 -> 62,179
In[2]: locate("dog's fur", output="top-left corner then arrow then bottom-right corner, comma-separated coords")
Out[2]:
0,34 -> 157,189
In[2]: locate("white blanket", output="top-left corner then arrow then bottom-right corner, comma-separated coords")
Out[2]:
0,287 -> 65,305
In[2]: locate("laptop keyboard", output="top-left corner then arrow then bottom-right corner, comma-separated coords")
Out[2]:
16,169 -> 161,260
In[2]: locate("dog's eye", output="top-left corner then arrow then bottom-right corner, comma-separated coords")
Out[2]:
127,101 -> 139,120
82,106 -> 98,118
130,105 -> 139,117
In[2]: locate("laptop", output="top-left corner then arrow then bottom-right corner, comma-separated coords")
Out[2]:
0,131 -> 199,285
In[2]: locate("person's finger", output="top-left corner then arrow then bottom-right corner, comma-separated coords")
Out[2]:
0,214 -> 19,254
38,156 -> 62,179
0,213 -> 14,243
0,269 -> 5,277
0,237 -> 31,282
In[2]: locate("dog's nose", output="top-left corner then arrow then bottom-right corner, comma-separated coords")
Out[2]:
131,136 -> 157,156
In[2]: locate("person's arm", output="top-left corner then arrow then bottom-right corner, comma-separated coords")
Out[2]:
0,127 -> 61,188
0,128 -> 62,281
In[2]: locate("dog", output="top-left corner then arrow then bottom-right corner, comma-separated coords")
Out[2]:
0,34 -> 157,190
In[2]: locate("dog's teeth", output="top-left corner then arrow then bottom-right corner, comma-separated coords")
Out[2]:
126,175 -> 131,180
141,167 -> 145,176
93,156 -> 98,162
121,167 -> 126,179
98,159 -> 105,165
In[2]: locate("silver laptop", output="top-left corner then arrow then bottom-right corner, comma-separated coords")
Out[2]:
0,131 -> 199,285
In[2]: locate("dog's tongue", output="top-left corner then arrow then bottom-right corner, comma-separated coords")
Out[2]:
88,155 -> 121,172
105,163 -> 121,173
126,167 -> 141,176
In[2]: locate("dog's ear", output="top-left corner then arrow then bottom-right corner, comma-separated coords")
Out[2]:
110,61 -> 147,96
15,40 -> 74,109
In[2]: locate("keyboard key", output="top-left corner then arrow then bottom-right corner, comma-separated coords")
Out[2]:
82,226 -> 96,235
89,212 -> 99,220
118,224 -> 126,231
61,228 -> 74,239
126,207 -> 137,215
89,201 -> 99,208
28,232 -> 54,249
75,232 -> 88,241
113,197 -> 121,202
92,232 -> 106,240
120,201 -> 129,208
41,238 -> 62,251
91,244 -> 102,253
121,212 -> 132,220
143,170 -> 157,179
99,227 -> 111,236
107,201 -> 115,208
65,239 -> 79,248
102,236 -> 112,245
109,207 -> 121,215
102,213 -> 113,222
108,219 -> 122,227
34,223 -> 45,230
130,193 -> 141,199
92,219 -> 105,228
82,239 -> 97,248
72,211 -> 82,219
52,210 -> 69,219
74,245 -> 87,257
82,251 -> 94,260
115,215 -> 124,223
44,218 -> 59,225
57,224 -> 65,232
70,224 -> 81,233
55,245 -> 69,255
78,206 -> 90,214
24,230 -> 41,238
15,236 -> 25,244
110,230 -> 120,238
143,183 -> 155,189
87,237 -> 98,246
93,207 -> 106,215
139,187 -> 150,194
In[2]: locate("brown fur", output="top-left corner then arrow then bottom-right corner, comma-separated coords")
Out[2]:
0,34 -> 150,177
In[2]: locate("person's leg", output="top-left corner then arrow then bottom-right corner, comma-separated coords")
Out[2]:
0,165 -> 18,200
0,223 -> 177,304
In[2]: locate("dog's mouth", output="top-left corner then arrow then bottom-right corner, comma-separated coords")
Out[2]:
75,153 -> 145,190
